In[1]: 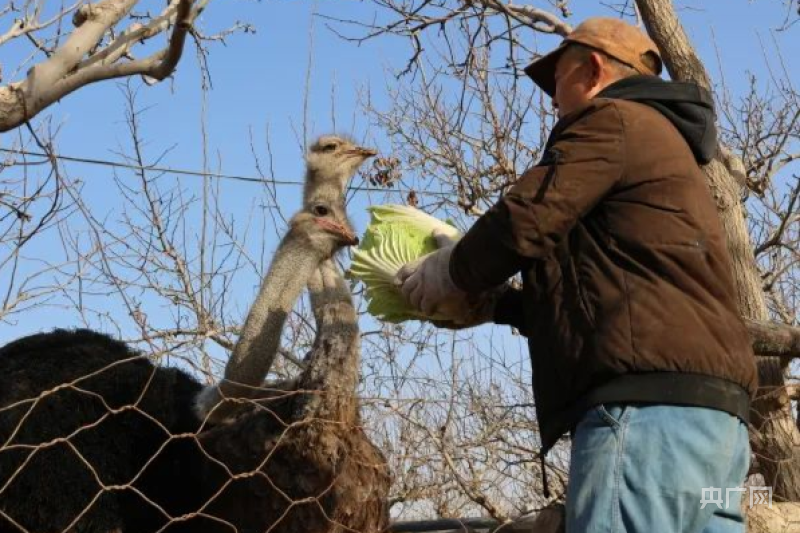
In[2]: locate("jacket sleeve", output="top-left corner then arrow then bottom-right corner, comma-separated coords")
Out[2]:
451,101 -> 626,292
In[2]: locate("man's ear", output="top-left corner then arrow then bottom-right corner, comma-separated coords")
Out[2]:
588,51 -> 605,89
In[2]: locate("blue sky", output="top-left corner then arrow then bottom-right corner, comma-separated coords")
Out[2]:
1,0 -> 797,344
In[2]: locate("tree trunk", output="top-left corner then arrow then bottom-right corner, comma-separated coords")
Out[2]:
636,0 -> 800,502
748,503 -> 800,533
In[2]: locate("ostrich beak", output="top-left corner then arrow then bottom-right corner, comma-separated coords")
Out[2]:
346,147 -> 378,159
315,219 -> 360,246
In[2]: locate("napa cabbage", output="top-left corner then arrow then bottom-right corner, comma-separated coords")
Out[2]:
347,204 -> 460,323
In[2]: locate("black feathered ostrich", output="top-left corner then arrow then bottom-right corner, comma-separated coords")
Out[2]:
0,138 -> 378,532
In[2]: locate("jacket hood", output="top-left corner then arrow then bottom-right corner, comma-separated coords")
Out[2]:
597,75 -> 718,164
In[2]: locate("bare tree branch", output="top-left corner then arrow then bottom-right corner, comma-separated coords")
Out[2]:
747,319 -> 800,360
0,0 -> 199,132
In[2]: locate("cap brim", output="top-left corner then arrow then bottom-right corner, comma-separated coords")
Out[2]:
524,43 -> 568,98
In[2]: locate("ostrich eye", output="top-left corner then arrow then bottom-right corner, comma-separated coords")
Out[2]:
321,143 -> 338,153
311,204 -> 329,217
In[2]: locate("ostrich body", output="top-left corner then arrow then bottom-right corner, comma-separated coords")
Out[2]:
0,200 -> 356,533
0,329 -> 203,533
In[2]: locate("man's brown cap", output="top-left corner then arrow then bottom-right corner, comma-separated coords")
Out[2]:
524,17 -> 663,97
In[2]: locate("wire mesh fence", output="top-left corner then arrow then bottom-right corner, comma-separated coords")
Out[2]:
0,329 -> 391,533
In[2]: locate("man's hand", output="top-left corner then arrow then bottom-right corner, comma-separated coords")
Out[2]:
394,229 -> 507,327
394,229 -> 459,316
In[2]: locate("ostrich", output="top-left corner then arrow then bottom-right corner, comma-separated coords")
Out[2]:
0,200 -> 358,533
189,134 -> 390,532
194,134 -> 377,423
286,133 -> 390,532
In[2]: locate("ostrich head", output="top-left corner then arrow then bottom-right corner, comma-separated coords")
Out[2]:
305,135 -> 377,186
287,200 -> 359,258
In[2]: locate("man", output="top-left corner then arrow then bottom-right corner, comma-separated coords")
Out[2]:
396,17 -> 757,533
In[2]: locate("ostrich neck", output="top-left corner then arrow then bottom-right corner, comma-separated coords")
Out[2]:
221,233 -> 323,399
303,168 -> 349,206
295,260 -> 361,423
298,166 -> 360,422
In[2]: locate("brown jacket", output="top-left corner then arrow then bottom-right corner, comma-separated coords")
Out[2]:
451,76 -> 757,452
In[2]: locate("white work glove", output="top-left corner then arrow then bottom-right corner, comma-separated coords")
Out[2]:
395,229 -> 506,328
394,229 -> 459,317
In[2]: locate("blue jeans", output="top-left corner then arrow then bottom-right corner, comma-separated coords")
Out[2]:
566,404 -> 750,533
